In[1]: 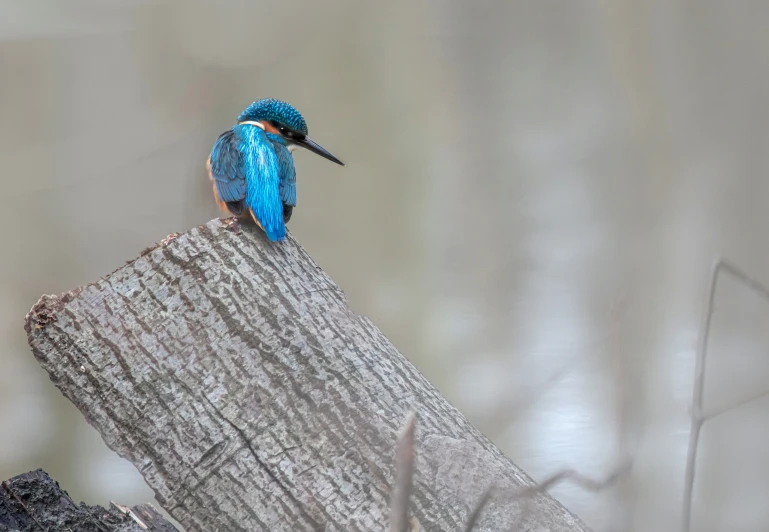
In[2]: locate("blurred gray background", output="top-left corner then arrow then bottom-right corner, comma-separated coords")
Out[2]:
1,1 -> 769,531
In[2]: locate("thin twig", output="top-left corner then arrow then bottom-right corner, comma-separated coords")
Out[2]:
700,388 -> 769,422
464,461 -> 631,532
681,258 -> 722,532
389,412 -> 417,532
681,258 -> 769,532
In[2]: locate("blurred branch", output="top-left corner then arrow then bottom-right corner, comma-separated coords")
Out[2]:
700,387 -> 769,422
24,219 -> 591,532
682,258 -> 769,532
496,360 -> 576,429
464,460 -> 631,532
389,412 -> 417,532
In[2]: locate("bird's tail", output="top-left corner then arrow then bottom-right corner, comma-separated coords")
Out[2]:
250,209 -> 286,241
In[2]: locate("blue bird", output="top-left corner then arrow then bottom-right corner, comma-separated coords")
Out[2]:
207,98 -> 344,241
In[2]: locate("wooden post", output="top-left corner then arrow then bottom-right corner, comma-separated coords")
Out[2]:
24,219 -> 590,532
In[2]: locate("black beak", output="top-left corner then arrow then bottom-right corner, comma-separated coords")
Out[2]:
295,136 -> 345,166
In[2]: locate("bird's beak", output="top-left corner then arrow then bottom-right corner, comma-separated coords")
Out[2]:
295,136 -> 345,166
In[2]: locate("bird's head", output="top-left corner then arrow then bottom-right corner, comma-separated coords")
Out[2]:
237,98 -> 344,166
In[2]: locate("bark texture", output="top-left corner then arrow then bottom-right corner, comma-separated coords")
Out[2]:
0,469 -> 177,531
25,219 -> 590,532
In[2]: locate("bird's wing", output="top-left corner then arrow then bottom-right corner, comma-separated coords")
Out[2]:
268,137 -> 297,223
274,143 -> 297,207
209,129 -> 246,214
239,125 -> 286,241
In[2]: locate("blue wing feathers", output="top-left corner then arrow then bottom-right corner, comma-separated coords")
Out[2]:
237,125 -> 286,241
210,130 -> 246,203
274,144 -> 297,207
216,180 -> 246,203
266,133 -> 297,208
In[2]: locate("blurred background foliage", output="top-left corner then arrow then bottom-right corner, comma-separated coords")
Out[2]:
1,1 -> 769,530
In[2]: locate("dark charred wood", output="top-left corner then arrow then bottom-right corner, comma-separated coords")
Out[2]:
0,469 -> 177,532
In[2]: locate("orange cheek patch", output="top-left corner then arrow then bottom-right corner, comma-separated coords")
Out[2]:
260,120 -> 280,135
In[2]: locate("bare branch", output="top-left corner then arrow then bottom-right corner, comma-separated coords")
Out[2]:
681,258 -> 769,532
465,460 -> 631,532
700,387 -> 769,422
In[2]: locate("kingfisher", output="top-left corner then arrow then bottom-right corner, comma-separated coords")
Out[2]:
207,98 -> 344,241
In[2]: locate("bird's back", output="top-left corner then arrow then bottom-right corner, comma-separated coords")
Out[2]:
209,125 -> 287,241
238,125 -> 285,240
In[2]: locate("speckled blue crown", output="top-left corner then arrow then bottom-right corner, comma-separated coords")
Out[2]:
237,98 -> 308,135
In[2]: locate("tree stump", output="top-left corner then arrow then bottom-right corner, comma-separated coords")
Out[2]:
24,219 -> 589,532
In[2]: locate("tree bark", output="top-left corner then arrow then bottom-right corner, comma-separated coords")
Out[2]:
24,219 -> 590,532
0,469 -> 177,531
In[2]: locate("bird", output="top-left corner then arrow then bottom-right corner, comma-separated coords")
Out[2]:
207,98 -> 344,241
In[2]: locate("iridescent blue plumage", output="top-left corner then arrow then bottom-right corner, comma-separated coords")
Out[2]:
208,98 -> 343,242
239,125 -> 285,240
238,99 -> 308,135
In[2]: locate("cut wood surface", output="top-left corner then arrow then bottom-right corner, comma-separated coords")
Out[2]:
24,219 -> 590,532
0,469 -> 178,531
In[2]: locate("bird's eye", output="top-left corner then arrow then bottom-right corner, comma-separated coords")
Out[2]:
279,126 -> 286,133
